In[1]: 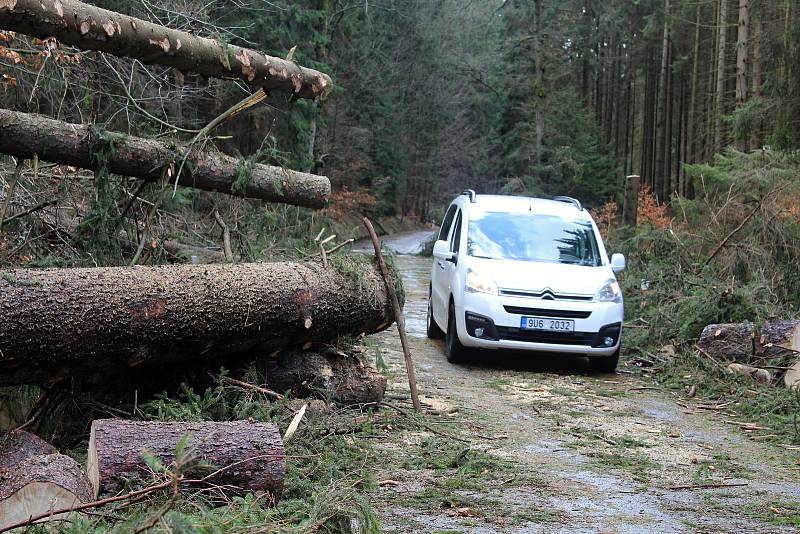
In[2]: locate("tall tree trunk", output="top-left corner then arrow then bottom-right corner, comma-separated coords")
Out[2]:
715,0 -> 729,152
688,4 -> 701,163
654,0 -> 671,201
0,0 -> 331,100
735,0 -> 750,151
664,43 -> 673,200
532,0 -> 545,167
750,16 -> 763,148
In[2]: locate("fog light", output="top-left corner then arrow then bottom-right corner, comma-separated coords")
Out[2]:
475,327 -> 484,337
603,336 -> 614,347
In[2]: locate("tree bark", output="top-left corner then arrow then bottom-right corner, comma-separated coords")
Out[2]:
0,260 -> 395,387
0,453 -> 93,530
622,174 -> 640,227
0,430 -> 57,468
264,349 -> 387,406
0,109 -> 330,208
697,322 -> 755,362
87,419 -> 285,498
0,0 -> 332,100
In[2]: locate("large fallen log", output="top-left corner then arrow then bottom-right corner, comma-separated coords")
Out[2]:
264,349 -> 387,406
87,419 -> 285,498
0,259 -> 395,386
0,109 -> 330,208
0,0 -> 332,100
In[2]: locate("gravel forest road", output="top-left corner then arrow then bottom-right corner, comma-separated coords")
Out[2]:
363,230 -> 800,533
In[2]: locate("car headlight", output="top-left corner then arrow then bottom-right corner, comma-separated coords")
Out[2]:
596,278 -> 622,303
465,269 -> 497,295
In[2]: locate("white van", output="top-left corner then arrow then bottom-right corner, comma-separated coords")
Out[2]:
427,191 -> 625,371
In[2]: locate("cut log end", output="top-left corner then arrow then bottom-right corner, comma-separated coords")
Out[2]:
0,453 -> 92,530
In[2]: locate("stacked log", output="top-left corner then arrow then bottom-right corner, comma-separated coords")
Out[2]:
0,260 -> 394,387
87,419 -> 285,498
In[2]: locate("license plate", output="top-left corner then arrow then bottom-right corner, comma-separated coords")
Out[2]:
520,316 -> 575,332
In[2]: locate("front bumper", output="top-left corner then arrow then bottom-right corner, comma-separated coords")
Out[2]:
456,292 -> 623,357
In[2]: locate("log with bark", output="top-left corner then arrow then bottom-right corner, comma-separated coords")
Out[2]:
0,0 -> 332,100
696,322 -> 756,362
0,454 -> 93,529
264,349 -> 387,406
0,259 -> 395,387
0,429 -> 57,466
0,431 -> 92,530
86,419 -> 285,498
0,109 -> 330,208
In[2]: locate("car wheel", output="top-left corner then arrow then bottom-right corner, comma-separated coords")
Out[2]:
588,348 -> 620,373
426,295 -> 444,339
446,302 -> 467,363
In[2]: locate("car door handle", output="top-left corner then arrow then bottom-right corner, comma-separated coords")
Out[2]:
437,260 -> 446,269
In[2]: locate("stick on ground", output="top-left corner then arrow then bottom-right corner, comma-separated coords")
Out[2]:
362,217 -> 421,412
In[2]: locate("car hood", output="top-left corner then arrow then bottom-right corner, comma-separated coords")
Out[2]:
466,256 -> 613,297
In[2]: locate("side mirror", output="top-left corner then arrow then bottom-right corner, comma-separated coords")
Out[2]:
432,240 -> 454,261
611,253 -> 626,273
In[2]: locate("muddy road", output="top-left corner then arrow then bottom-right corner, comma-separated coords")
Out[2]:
365,231 -> 800,533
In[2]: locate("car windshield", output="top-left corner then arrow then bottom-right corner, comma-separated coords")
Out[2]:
467,211 -> 602,266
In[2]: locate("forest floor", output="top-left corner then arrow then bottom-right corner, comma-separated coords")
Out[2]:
363,231 -> 800,533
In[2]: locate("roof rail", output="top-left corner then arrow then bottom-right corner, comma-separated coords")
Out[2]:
461,189 -> 477,203
553,195 -> 583,211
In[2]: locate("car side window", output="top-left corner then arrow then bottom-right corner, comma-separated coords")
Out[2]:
450,211 -> 462,253
438,205 -> 457,241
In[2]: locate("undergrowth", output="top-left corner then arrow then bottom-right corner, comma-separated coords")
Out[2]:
608,149 -> 800,444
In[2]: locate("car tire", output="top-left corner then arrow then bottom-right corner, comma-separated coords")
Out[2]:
446,302 -> 468,363
426,295 -> 445,339
588,348 -> 620,373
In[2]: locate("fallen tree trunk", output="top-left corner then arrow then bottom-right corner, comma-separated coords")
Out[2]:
0,259 -> 395,386
0,453 -> 93,530
696,322 -> 756,362
264,349 -> 387,406
0,0 -> 332,100
87,419 -> 285,498
0,109 -> 331,208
